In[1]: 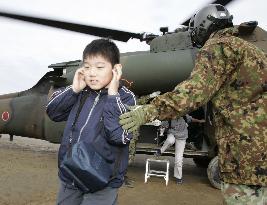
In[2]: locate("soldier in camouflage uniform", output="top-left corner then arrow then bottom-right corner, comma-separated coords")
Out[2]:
120,4 -> 267,205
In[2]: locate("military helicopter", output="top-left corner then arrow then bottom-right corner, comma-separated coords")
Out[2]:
0,0 -> 267,189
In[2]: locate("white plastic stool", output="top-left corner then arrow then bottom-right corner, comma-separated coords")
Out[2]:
144,158 -> 170,186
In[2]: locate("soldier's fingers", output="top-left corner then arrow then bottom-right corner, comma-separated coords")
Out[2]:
132,130 -> 140,137
125,105 -> 137,111
119,112 -> 133,120
121,121 -> 136,130
128,126 -> 139,134
119,118 -> 135,128
121,120 -> 136,130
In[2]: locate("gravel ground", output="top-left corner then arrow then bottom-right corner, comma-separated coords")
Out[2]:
0,134 -> 222,205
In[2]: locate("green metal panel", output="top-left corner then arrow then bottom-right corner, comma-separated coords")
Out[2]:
120,48 -> 197,95
44,114 -> 65,143
150,31 -> 193,52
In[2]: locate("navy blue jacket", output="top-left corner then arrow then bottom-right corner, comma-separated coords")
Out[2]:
46,85 -> 136,188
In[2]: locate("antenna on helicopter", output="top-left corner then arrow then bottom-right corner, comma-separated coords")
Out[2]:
160,27 -> 168,35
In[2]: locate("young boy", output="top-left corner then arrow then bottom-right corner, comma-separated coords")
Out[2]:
46,39 -> 136,205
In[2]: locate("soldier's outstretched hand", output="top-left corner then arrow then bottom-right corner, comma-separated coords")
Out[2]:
119,104 -> 159,133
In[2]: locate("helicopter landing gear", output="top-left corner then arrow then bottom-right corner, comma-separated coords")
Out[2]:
193,157 -> 211,168
207,156 -> 221,189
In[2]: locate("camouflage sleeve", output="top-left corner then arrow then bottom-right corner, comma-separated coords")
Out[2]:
151,41 -> 237,120
137,95 -> 151,105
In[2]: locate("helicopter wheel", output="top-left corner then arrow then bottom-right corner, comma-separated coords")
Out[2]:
207,156 -> 221,189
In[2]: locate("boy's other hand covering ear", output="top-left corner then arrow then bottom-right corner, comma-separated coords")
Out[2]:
108,64 -> 122,95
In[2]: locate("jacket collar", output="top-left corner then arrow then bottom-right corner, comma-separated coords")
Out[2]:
83,82 -> 123,96
210,27 -> 239,39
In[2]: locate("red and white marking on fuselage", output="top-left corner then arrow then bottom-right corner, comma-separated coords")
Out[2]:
1,111 -> 10,121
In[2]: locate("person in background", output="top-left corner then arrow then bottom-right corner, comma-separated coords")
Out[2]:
155,115 -> 205,184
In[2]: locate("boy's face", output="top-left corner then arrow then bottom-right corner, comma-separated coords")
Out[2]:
83,55 -> 113,90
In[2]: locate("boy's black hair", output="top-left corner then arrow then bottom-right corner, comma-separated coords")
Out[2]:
83,38 -> 120,66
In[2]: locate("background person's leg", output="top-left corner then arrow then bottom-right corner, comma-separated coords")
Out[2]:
174,139 -> 186,180
160,134 -> 175,153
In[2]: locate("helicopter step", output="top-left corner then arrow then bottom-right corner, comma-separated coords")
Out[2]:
144,158 -> 170,186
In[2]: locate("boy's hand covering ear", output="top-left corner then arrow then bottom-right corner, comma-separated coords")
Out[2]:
119,105 -> 159,133
72,67 -> 86,93
108,64 -> 122,95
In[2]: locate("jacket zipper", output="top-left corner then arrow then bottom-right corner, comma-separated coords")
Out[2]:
77,92 -> 100,142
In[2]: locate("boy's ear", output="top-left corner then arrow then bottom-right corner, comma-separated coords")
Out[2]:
113,64 -> 122,70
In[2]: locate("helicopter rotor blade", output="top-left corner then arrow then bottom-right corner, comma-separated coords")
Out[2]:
0,11 -> 143,42
0,0 -> 236,41
181,0 -> 235,26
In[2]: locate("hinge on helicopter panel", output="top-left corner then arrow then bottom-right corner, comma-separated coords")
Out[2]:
238,21 -> 258,35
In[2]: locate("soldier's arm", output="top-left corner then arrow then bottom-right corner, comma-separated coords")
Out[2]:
191,117 -> 205,123
137,95 -> 151,105
137,91 -> 161,105
150,42 -> 237,120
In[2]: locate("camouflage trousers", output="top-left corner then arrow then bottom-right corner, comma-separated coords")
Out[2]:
128,131 -> 139,165
222,182 -> 267,205
128,138 -> 137,165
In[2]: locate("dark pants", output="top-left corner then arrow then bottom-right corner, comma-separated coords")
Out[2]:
56,180 -> 118,205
